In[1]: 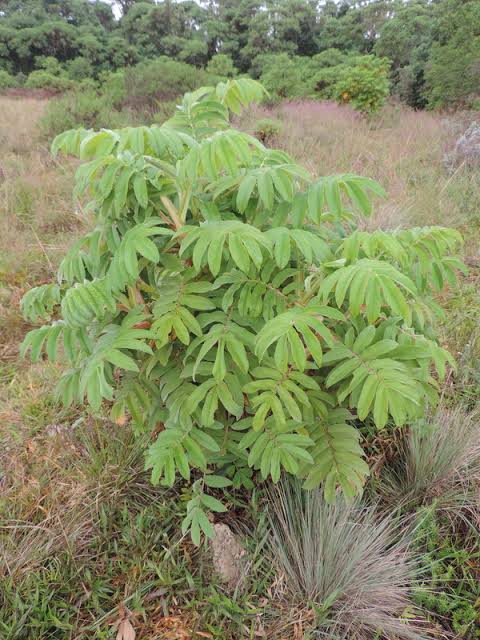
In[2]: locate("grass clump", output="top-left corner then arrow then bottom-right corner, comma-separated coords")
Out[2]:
379,406 -> 480,512
265,481 -> 426,639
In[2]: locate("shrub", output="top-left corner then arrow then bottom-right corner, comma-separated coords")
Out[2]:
253,117 -> 283,144
0,69 -> 17,90
25,71 -> 73,92
259,53 -> 307,100
308,49 -> 356,98
100,70 -> 127,109
206,53 -> 237,79
21,78 -> 465,543
39,89 -> 131,140
66,57 -> 94,81
123,57 -> 214,111
334,56 -> 391,114
266,481 -> 425,639
34,56 -> 65,77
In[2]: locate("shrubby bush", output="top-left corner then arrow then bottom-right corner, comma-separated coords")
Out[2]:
0,69 -> 17,90
22,79 -> 465,544
259,53 -> 307,100
334,56 -> 391,114
253,117 -> 283,144
66,57 -> 94,81
256,51 -> 390,111
309,50 -> 356,98
206,54 -> 237,79
34,56 -> 65,77
39,88 -> 131,140
100,70 -> 128,109
123,57 -> 214,111
25,57 -> 74,92
25,71 -> 73,92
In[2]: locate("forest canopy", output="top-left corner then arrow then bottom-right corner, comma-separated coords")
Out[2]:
0,0 -> 479,109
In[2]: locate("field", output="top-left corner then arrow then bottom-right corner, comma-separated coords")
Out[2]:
1,92 -> 480,639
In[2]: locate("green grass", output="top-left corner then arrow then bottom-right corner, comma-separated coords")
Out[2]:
413,509 -> 480,639
0,395 -> 267,638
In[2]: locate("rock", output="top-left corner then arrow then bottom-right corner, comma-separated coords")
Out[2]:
444,121 -> 480,173
210,523 -> 247,588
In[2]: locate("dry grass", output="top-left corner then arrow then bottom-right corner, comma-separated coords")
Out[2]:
0,96 -> 87,362
240,100 -> 480,237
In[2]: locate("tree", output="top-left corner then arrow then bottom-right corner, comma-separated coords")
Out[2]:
206,53 -> 237,77
22,78 -> 464,544
424,0 -> 480,108
334,54 -> 391,113
375,0 -> 432,108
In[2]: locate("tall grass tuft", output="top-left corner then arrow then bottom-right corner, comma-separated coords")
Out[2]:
379,406 -> 480,513
266,481 -> 429,639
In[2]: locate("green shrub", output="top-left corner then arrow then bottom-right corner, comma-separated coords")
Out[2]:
253,117 -> 283,144
334,56 -> 391,114
21,78 -> 465,544
25,71 -> 73,92
123,57 -> 214,111
259,53 -> 307,100
206,54 -> 237,79
100,70 -> 128,109
0,69 -> 17,90
39,89 -> 131,140
34,56 -> 65,77
309,49 -> 356,98
67,57 -> 94,81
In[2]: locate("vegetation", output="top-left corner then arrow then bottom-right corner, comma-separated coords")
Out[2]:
1,10 -> 480,635
20,78 -> 466,545
333,55 -> 391,114
267,482 -> 425,639
0,0 -> 479,110
414,510 -> 480,638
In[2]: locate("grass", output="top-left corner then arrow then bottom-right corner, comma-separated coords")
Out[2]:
240,100 -> 480,234
413,509 -> 480,638
0,365 -> 266,639
265,482 -> 428,640
378,406 -> 480,513
1,93 -> 480,638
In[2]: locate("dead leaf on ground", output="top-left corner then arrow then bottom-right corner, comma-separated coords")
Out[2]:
114,604 -> 136,640
116,618 -> 135,640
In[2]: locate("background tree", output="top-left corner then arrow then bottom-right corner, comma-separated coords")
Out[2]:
424,0 -> 480,109
0,0 -> 478,111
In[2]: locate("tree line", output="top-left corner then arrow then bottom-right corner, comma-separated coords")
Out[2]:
0,0 -> 478,109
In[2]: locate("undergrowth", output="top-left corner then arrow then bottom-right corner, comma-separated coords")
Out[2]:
414,509 -> 480,639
